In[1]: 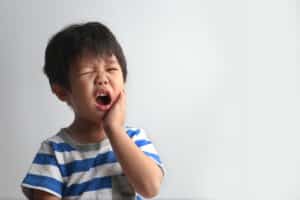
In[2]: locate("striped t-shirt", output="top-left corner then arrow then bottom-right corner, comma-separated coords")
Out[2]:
21,126 -> 165,199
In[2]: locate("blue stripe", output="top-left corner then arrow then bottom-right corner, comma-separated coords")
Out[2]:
33,153 -> 58,165
23,174 -> 64,195
144,152 -> 162,164
33,151 -> 117,177
136,195 -> 143,200
49,141 -> 75,152
63,176 -> 111,196
126,129 -> 141,138
60,151 -> 117,177
135,139 -> 152,147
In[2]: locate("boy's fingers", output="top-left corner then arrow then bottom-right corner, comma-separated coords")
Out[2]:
110,91 -> 125,109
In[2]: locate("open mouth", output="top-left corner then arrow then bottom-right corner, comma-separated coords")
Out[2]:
96,92 -> 112,106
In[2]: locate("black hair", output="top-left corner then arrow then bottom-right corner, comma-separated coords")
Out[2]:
43,22 -> 127,90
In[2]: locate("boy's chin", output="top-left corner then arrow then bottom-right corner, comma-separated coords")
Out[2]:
91,112 -> 106,124
95,106 -> 111,120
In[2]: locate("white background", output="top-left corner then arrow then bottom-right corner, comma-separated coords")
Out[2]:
0,0 -> 299,199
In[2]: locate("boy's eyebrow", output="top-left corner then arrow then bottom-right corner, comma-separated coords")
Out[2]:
104,56 -> 119,65
76,64 -> 93,70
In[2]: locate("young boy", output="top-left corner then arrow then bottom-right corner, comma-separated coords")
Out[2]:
21,22 -> 165,200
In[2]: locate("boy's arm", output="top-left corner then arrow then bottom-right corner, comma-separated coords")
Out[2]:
104,91 -> 163,198
32,190 -> 60,200
106,128 -> 163,198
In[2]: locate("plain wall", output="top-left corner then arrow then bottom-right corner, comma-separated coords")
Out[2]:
0,0 -> 299,199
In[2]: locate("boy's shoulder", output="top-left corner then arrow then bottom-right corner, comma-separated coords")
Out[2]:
36,129 -> 74,154
42,129 -> 67,144
125,126 -> 148,139
40,126 -> 148,145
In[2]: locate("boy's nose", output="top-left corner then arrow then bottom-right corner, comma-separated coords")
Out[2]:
97,79 -> 108,85
95,74 -> 109,86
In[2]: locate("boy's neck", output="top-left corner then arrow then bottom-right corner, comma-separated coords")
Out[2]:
66,118 -> 106,144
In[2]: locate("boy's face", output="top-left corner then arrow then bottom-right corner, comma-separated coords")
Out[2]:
62,52 -> 125,122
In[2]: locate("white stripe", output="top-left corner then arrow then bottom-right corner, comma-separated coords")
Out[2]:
54,144 -> 112,165
139,143 -> 158,154
64,188 -> 112,200
47,134 -> 66,143
63,162 -> 122,185
38,142 -> 53,155
131,129 -> 148,141
139,143 -> 166,175
29,163 -> 63,182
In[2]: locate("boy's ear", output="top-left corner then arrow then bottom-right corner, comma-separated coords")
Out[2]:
51,83 -> 69,102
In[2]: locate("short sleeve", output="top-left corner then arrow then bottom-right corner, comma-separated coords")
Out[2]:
21,141 -> 64,199
126,127 -> 166,176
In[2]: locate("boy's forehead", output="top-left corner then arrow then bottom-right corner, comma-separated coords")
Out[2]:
74,52 -> 119,68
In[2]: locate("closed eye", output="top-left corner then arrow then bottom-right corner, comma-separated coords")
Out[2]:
107,68 -> 118,72
79,71 -> 96,76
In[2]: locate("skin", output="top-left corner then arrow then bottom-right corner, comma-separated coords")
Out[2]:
32,53 -> 163,199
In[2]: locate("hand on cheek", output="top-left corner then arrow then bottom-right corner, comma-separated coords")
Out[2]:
103,90 -> 126,135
